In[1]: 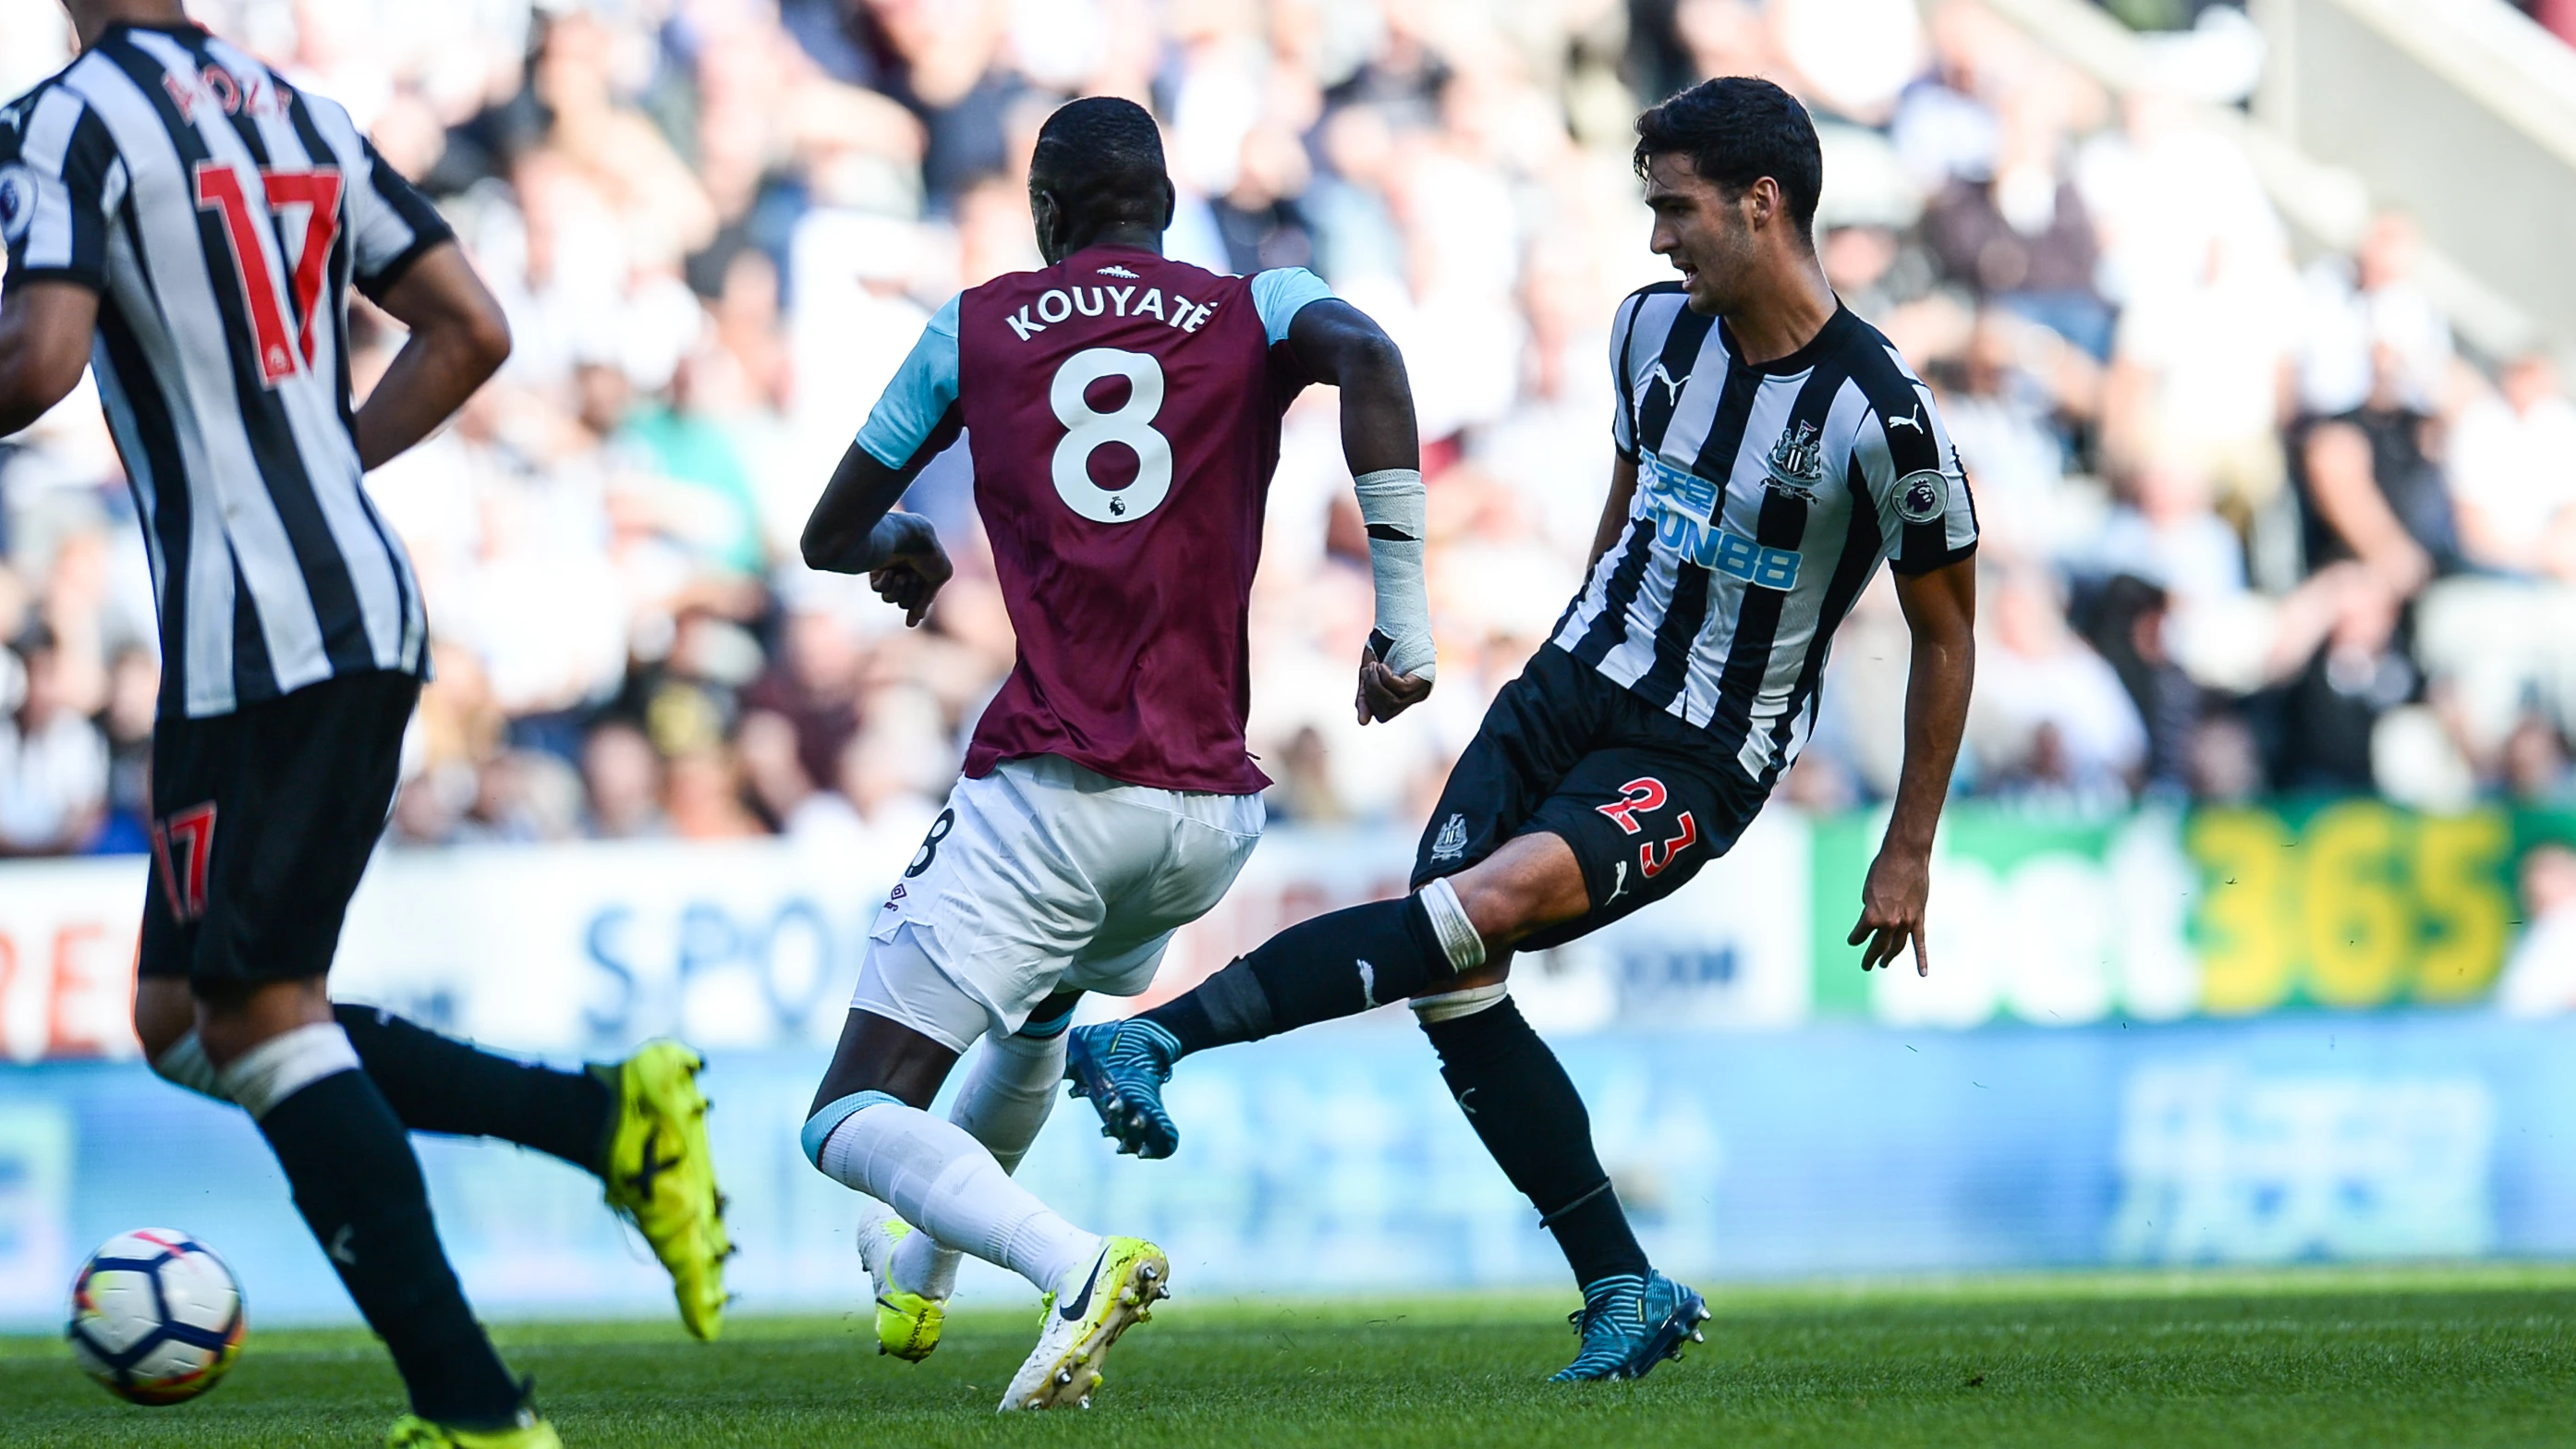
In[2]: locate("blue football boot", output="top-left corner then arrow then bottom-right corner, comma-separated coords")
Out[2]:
1553,1271 -> 1711,1382
1064,1021 -> 1184,1159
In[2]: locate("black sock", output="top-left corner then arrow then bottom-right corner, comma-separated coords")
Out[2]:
1141,895 -> 1453,1056
336,1005 -> 614,1175
1419,999 -> 1650,1290
257,1070 -> 523,1426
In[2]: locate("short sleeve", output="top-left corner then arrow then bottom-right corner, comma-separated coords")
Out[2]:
1608,290 -> 1648,460
286,90 -> 456,301
2,86 -> 119,294
854,296 -> 963,470
346,138 -> 455,301
1852,384 -> 1979,576
1249,267 -> 1333,345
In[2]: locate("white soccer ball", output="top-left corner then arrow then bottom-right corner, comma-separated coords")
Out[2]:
67,1229 -> 247,1405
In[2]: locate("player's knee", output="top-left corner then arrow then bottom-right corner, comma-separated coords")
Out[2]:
1443,870 -> 1561,953
132,980 -> 193,1064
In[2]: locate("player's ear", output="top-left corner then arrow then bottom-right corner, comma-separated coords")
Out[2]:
1028,182 -> 1063,265
1746,177 -> 1781,234
1154,175 -> 1176,232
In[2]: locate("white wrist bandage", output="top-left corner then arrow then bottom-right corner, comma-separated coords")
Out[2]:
1353,468 -> 1436,682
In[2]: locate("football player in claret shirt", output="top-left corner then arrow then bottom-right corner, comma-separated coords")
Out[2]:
1070,77 -> 1981,1382
793,96 -> 1434,1410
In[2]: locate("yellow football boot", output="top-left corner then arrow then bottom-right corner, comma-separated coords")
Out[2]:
600,1040 -> 730,1340
857,1216 -> 946,1362
386,1412 -> 563,1448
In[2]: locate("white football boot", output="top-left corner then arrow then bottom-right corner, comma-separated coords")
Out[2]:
996,1236 -> 1169,1411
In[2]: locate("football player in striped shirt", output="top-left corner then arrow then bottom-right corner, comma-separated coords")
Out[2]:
1068,78 -> 1979,1382
1,6 -> 725,1443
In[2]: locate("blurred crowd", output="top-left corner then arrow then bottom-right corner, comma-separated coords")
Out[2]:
3,0 -> 2576,859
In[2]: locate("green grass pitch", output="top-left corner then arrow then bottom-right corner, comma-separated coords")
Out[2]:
3,1266 -> 2571,1447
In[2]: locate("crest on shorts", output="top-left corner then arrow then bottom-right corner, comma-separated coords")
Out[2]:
1430,812 -> 1468,861
0,165 -> 36,246
1764,420 -> 1825,502
1895,469 -> 1949,524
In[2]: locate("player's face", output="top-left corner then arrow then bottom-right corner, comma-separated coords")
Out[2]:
1643,152 -> 1756,315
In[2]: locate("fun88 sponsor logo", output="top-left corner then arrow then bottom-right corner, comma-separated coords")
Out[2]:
1657,507 -> 1800,590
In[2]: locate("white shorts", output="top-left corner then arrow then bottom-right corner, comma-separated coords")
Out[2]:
850,754 -> 1265,1053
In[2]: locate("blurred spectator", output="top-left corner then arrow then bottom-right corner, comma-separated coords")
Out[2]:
2101,232 -> 2299,533
2085,457 -> 2243,603
1969,571 -> 2146,809
91,646 -> 156,856
581,720 -> 669,840
2499,712 -> 2576,807
2296,213 -> 2451,420
2291,345 -> 2457,597
2264,566 -> 2414,793
2448,355 -> 2576,578
2497,842 -> 2576,1017
0,627 -> 107,855
1265,725 -> 1347,825
2072,574 -> 2197,794
742,607 -> 869,798
1919,89 -> 2108,357
666,745 -> 765,840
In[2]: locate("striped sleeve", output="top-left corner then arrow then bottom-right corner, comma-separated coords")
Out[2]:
1849,351 -> 1977,576
1608,289 -> 1648,460
2,85 -> 121,293
298,93 -> 452,300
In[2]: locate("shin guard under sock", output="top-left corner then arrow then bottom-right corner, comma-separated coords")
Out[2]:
1418,997 -> 1650,1289
255,1066 -> 521,1426
334,1005 -> 614,1175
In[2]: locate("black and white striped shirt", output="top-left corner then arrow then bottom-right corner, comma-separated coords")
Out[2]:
0,22 -> 450,719
1553,286 -> 1978,782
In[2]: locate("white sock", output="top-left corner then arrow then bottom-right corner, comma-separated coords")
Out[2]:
891,1028 -> 1068,1301
214,1022 -> 361,1120
817,1099 -> 1100,1297
150,1030 -> 232,1103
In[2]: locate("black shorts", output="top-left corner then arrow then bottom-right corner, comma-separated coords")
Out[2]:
139,670 -> 419,990
1410,644 -> 1769,952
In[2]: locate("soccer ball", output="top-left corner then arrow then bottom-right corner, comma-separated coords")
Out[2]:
67,1229 -> 247,1405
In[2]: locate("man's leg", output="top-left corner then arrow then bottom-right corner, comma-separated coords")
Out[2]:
140,980 -> 728,1342
883,990 -> 1081,1305
1071,830 -> 1706,1378
196,978 -> 526,1430
806,963 -> 1171,1411
139,980 -> 611,1173
1072,833 -> 1578,1153
1077,834 -> 1645,1272
803,958 -> 1103,1301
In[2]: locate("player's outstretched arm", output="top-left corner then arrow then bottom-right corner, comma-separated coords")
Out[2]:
0,280 -> 99,438
354,242 -> 512,470
1850,554 -> 1975,977
1285,298 -> 1435,724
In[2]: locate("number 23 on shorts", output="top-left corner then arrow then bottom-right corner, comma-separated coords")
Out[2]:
1594,777 -> 1698,880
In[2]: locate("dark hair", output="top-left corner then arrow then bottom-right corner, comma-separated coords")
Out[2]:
1030,96 -> 1172,232
1633,78 -> 1823,245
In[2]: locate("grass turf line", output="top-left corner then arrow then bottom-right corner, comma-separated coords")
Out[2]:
1,1267 -> 2570,1448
